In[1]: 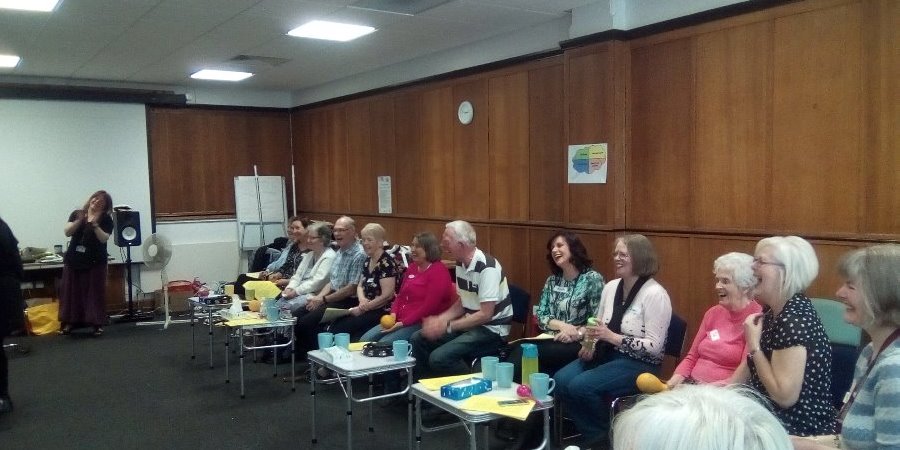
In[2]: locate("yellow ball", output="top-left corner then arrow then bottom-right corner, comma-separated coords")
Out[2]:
380,314 -> 396,329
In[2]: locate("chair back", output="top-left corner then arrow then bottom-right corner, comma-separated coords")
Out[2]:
664,313 -> 688,359
811,298 -> 862,409
811,298 -> 861,347
509,284 -> 530,326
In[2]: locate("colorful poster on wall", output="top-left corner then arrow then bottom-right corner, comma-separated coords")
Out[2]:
567,143 -> 608,184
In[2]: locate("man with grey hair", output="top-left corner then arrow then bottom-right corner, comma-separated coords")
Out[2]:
410,220 -> 512,378
293,216 -> 366,356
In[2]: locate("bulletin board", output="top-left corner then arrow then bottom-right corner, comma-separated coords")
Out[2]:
234,176 -> 287,250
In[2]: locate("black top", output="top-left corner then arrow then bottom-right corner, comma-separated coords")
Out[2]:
749,293 -> 836,436
0,217 -> 25,336
63,210 -> 114,270
360,252 -> 399,312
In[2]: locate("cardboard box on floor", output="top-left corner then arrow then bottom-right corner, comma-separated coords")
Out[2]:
153,289 -> 192,313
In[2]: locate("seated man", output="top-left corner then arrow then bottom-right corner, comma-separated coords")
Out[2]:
293,216 -> 365,357
411,220 -> 512,378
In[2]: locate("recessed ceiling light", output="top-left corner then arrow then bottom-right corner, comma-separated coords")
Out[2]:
0,54 -> 21,68
0,0 -> 61,12
287,20 -> 375,42
190,69 -> 253,82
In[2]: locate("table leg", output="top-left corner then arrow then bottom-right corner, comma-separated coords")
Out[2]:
239,330 -> 246,398
190,305 -> 196,360
224,328 -> 230,383
368,375 -> 375,432
538,409 -> 550,450
207,308 -> 214,369
290,340 -> 296,392
415,396 -> 422,450
483,423 -> 490,449
407,370 -> 413,450
347,378 -> 354,450
469,422 -> 477,450
310,360 -> 318,444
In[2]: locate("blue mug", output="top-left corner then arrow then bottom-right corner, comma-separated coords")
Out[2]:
334,333 -> 350,349
529,372 -> 556,401
481,356 -> 499,381
496,362 -> 514,388
392,340 -> 411,361
317,332 -> 334,349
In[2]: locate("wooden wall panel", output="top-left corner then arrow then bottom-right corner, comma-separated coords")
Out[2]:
345,96 -> 398,215
487,226 -> 530,297
528,63 -> 566,223
393,90 -> 424,216
488,73 -> 530,221
452,81 -> 490,220
346,99 -> 373,214
148,108 -> 290,216
421,87 -> 455,217
566,45 -> 620,227
628,39 -> 694,229
693,22 -> 771,232
863,0 -> 900,235
770,3 -> 863,234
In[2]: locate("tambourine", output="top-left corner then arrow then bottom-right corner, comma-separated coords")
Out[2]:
361,342 -> 393,357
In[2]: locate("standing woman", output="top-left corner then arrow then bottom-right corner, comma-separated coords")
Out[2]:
0,217 -> 25,413
506,230 -> 604,382
730,236 -> 834,436
555,234 -> 672,448
793,244 -> 900,450
59,190 -> 114,337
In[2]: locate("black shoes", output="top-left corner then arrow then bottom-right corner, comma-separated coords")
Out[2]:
0,396 -> 13,414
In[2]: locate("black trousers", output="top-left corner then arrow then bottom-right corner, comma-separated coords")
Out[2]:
293,298 -> 357,355
0,336 -> 7,398
505,339 -> 581,383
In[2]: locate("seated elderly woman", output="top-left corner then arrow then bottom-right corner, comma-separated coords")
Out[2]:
665,252 -> 762,388
359,231 -> 453,344
555,234 -> 672,449
328,223 -> 400,340
234,216 -> 310,296
792,243 -> 900,450
613,384 -> 791,450
279,221 -> 336,313
730,236 -> 835,436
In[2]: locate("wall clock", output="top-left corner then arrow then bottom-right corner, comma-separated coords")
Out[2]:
457,100 -> 474,125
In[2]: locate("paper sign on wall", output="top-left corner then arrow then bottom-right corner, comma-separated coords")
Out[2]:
567,143 -> 608,184
378,176 -> 392,214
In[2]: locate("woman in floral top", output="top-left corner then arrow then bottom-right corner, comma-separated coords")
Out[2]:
329,223 -> 399,340
506,231 -> 604,382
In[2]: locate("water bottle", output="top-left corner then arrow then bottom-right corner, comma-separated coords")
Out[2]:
521,343 -> 539,387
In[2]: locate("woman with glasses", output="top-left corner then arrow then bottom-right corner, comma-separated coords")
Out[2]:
280,221 -> 336,313
359,231 -> 453,344
730,236 -> 835,436
554,234 -> 672,449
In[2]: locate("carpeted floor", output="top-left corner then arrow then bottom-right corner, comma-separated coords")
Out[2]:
0,319 -> 528,449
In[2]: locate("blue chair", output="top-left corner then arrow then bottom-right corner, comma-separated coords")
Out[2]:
469,284 -> 531,368
811,298 -> 862,409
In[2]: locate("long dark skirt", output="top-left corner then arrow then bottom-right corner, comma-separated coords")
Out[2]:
59,264 -> 108,327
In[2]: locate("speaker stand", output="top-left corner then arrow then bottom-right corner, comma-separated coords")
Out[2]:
113,245 -> 152,323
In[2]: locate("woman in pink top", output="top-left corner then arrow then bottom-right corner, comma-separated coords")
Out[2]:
668,252 -> 762,387
359,231 -> 453,344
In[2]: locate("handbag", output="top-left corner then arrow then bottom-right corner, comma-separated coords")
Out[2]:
361,341 -> 394,357
25,301 -> 60,335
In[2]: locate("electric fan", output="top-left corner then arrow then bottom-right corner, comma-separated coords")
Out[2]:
142,233 -> 174,328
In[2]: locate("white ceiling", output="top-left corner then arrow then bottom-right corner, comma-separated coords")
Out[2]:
0,0 -> 602,93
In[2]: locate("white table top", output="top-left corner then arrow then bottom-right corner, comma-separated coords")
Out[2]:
411,377 -> 553,423
307,349 -> 416,377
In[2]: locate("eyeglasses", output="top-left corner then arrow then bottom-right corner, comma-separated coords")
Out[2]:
333,227 -> 349,233
752,257 -> 784,268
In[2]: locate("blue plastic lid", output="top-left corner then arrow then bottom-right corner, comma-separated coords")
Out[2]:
521,343 -> 538,358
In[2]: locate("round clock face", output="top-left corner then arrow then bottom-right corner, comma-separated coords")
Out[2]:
458,100 -> 474,124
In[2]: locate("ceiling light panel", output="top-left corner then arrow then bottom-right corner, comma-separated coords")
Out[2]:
190,69 -> 253,81
287,20 -> 375,42
0,54 -> 21,68
0,0 -> 60,12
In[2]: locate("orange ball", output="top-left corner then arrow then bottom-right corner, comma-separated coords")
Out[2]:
248,300 -> 261,312
380,314 -> 396,329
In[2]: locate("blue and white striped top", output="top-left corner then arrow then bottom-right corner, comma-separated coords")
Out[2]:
841,338 -> 900,450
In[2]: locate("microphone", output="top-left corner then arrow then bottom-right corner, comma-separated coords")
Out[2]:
635,372 -> 668,393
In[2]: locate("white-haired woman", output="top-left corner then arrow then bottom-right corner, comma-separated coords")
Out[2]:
280,221 -> 336,313
730,236 -> 834,436
667,252 -> 762,387
613,384 -> 792,450
793,244 -> 900,450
